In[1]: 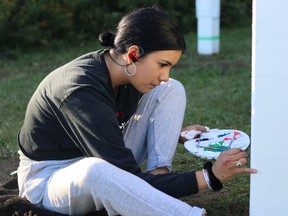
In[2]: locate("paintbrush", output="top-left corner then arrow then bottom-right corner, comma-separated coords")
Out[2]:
228,131 -> 240,149
196,132 -> 202,147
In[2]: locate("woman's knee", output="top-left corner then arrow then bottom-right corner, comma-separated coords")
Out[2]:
73,158 -> 135,196
156,79 -> 186,105
75,158 -> 115,183
167,79 -> 186,98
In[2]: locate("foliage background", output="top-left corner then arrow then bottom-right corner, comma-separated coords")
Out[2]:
0,0 -> 252,50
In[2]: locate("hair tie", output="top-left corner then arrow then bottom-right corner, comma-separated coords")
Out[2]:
203,161 -> 223,191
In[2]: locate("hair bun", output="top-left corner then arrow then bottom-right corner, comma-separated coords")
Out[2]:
98,31 -> 115,47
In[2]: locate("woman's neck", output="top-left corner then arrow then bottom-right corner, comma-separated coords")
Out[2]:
104,51 -> 129,89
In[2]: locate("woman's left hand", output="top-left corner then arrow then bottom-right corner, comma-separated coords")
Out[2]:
179,124 -> 208,144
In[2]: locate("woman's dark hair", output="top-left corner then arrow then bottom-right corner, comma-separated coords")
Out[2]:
98,6 -> 186,56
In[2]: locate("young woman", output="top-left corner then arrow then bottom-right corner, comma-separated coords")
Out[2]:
17,6 -> 256,216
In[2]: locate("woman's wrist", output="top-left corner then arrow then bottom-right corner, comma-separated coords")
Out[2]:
203,161 -> 223,191
195,170 -> 210,191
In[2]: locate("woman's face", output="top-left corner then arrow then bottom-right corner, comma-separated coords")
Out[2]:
128,50 -> 182,93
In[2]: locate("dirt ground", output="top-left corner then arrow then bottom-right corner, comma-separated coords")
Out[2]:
0,157 -> 19,183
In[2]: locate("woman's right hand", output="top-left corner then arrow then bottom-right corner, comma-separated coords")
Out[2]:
212,148 -> 257,183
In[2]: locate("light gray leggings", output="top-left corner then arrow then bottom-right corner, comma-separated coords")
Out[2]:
17,79 -> 205,216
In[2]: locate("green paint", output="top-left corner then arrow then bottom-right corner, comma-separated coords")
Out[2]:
198,36 -> 220,40
204,140 -> 229,152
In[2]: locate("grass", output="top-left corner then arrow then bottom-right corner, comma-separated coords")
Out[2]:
0,27 -> 251,215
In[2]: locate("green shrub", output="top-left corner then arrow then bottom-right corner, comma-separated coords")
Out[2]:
0,0 -> 251,50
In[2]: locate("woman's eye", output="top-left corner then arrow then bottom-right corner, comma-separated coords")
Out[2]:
159,63 -> 168,68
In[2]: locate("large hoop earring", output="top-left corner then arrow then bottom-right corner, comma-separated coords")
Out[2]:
124,62 -> 136,77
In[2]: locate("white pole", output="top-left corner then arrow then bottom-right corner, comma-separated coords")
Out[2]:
196,0 -> 221,55
250,0 -> 288,215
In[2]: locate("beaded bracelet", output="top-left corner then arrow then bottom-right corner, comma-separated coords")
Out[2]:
202,169 -> 212,190
203,161 -> 223,191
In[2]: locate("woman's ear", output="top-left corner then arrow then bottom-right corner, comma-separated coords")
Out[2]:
128,51 -> 139,62
126,46 -> 140,63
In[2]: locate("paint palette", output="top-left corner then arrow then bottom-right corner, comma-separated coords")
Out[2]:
184,129 -> 250,159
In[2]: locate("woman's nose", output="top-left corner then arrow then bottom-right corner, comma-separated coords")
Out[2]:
159,70 -> 170,82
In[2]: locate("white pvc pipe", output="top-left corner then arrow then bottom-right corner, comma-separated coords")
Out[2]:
250,0 -> 288,215
196,0 -> 221,55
